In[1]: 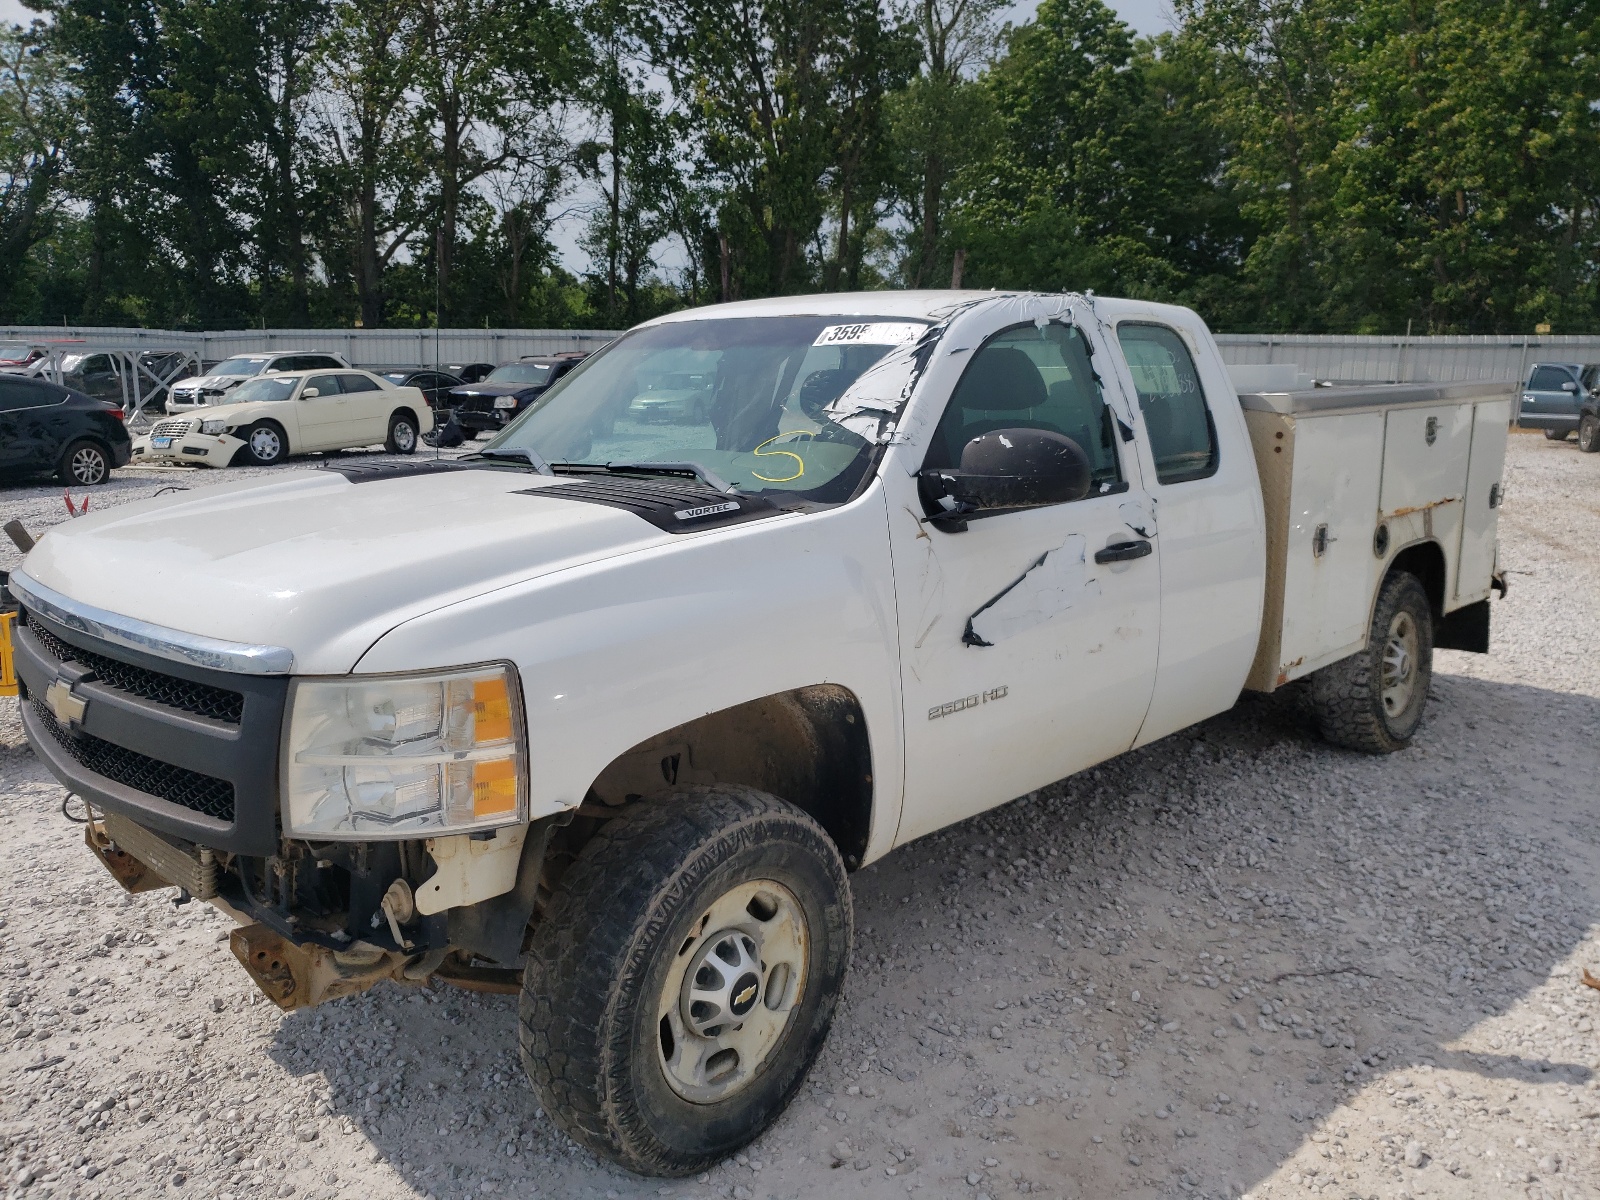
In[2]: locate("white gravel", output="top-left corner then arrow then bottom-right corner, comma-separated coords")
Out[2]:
2,429 -> 1598,1200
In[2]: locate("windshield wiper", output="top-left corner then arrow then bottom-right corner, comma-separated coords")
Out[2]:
467,447 -> 554,475
600,460 -> 734,493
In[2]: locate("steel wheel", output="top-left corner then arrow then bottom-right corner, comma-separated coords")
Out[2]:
65,442 -> 109,485
655,879 -> 807,1104
1380,609 -> 1419,717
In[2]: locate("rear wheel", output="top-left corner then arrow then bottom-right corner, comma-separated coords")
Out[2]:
518,786 -> 852,1176
1578,415 -> 1600,453
240,421 -> 287,465
385,412 -> 418,454
1311,571 -> 1433,754
57,439 -> 110,486
1543,427 -> 1571,441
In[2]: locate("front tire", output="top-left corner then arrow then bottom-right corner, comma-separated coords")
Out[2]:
385,412 -> 418,454
1310,570 -> 1433,754
57,439 -> 110,486
240,421 -> 287,465
518,786 -> 852,1176
1578,414 -> 1600,453
1543,427 -> 1571,441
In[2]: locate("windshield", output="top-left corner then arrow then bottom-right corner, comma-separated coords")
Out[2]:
486,315 -> 929,504
212,356 -> 271,377
231,375 -> 300,402
485,363 -> 553,386
0,344 -> 31,359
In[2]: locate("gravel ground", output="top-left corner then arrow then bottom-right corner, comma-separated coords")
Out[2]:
1,430 -> 1598,1200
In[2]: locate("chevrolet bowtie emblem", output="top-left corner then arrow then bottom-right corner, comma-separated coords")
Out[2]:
734,983 -> 757,1008
44,678 -> 87,726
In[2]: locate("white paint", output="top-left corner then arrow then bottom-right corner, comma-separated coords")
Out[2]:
966,534 -> 1093,646
415,825 -> 527,916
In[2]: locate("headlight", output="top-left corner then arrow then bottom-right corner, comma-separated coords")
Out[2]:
283,663 -> 525,839
200,418 -> 227,435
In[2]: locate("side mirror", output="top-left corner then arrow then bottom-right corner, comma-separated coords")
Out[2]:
301,387 -> 320,398
1562,381 -> 1578,393
918,428 -> 1092,527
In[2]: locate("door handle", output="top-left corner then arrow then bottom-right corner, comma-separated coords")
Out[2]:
1094,539 -> 1153,564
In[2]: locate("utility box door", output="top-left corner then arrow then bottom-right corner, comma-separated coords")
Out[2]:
1379,405 -> 1473,516
1455,399 -> 1510,601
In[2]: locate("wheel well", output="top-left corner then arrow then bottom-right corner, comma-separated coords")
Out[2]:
1387,540 -> 1446,618
582,685 -> 874,868
391,406 -> 419,428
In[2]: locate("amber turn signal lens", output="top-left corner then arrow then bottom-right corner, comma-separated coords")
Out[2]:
472,758 -> 518,817
473,677 -> 514,744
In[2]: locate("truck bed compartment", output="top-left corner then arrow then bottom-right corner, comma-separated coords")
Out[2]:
1237,381 -> 1511,692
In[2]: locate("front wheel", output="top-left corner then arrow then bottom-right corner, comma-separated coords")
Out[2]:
1578,415 -> 1600,453
1543,427 -> 1571,441
58,439 -> 110,486
1310,570 -> 1433,753
519,786 -> 852,1176
385,412 -> 418,454
239,421 -> 287,465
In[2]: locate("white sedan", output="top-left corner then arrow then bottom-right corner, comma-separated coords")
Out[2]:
131,368 -> 433,467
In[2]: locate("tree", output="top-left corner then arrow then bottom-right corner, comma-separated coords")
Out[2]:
0,22 -> 78,320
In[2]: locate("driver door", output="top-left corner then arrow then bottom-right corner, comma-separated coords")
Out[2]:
887,314 -> 1163,846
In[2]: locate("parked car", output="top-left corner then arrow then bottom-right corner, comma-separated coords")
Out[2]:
0,373 -> 131,485
1518,361 -> 1599,440
443,352 -> 587,432
57,350 -> 194,413
0,344 -> 46,370
1578,390 -> 1600,453
626,370 -> 714,424
2,291 -> 1510,1177
130,368 -> 432,467
441,361 -> 494,384
166,351 -> 352,412
375,368 -> 464,409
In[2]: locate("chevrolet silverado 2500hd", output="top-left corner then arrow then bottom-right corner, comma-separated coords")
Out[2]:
3,291 -> 1509,1176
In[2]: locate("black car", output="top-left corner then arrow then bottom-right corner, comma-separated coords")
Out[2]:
442,361 -> 495,384
375,368 -> 465,409
0,373 -> 132,486
443,353 -> 587,432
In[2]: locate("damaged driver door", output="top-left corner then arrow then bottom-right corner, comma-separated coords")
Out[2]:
888,310 -> 1161,845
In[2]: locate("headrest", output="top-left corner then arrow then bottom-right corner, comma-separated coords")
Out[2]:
951,346 -> 1048,412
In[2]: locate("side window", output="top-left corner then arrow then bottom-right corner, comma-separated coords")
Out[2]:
1118,323 -> 1219,485
303,356 -> 342,370
1528,365 -> 1571,391
305,374 -> 343,396
338,373 -> 381,392
0,378 -> 62,411
923,322 -> 1124,491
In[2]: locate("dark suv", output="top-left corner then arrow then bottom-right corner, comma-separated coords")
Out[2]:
1519,362 -> 1600,440
442,353 -> 587,433
0,374 -> 132,485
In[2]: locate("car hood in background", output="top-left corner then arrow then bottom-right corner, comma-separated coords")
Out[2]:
449,383 -> 545,400
171,374 -> 250,392
17,467 -> 669,673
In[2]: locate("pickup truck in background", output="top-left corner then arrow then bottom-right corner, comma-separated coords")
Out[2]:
1517,361 -> 1599,440
2,292 -> 1510,1177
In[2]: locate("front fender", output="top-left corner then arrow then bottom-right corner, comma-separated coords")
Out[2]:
355,485 -> 905,863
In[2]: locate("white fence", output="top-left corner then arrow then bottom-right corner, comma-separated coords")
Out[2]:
2,324 -> 1596,383
0,325 -> 619,367
1213,333 -> 1600,384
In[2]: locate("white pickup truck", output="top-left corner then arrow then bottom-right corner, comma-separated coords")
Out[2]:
2,291 -> 1509,1176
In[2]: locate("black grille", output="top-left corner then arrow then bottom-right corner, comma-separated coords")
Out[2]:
29,623 -> 244,724
521,477 -> 778,533
29,699 -> 236,822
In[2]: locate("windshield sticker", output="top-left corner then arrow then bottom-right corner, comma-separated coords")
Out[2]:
812,322 -> 925,348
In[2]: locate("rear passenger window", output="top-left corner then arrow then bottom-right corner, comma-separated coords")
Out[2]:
0,378 -> 63,411
339,374 -> 381,392
923,322 -> 1124,491
1118,323 -> 1218,485
1528,365 -> 1572,391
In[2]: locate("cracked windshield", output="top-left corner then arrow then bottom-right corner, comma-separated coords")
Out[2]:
486,315 -> 929,503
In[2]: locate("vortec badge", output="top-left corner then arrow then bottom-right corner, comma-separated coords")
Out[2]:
674,501 -> 741,521
44,677 -> 88,726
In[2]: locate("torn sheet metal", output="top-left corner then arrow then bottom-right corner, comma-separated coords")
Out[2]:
1119,498 -> 1156,537
964,534 -> 1098,647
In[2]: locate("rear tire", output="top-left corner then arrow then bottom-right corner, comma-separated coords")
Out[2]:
518,785 -> 852,1177
1578,415 -> 1600,453
1543,427 -> 1571,441
58,439 -> 110,486
1311,571 -> 1433,754
385,412 -> 418,454
240,421 -> 287,466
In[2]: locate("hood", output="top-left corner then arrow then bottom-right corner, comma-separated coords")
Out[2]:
18,466 -> 669,673
450,382 -> 544,399
172,375 -> 248,393
154,397 -> 297,427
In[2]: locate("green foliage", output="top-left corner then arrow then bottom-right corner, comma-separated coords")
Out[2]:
0,0 -> 1594,332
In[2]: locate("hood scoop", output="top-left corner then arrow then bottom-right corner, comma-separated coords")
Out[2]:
518,477 -> 778,533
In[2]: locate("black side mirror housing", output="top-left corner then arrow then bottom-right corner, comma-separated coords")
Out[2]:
919,427 -> 1092,529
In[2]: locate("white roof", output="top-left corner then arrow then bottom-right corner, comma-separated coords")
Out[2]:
642,290 -> 1025,325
